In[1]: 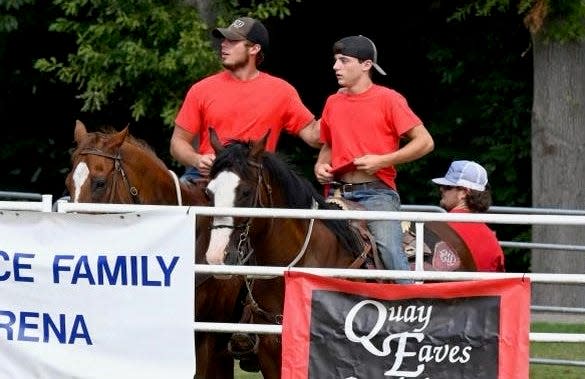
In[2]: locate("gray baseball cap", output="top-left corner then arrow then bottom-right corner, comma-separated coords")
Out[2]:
212,17 -> 269,51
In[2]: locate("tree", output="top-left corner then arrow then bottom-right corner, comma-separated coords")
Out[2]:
527,0 -> 585,308
455,0 -> 585,307
34,0 -> 296,126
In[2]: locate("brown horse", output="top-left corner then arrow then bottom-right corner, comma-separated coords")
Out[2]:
204,129 -> 366,378
66,120 -> 208,205
65,120 -> 245,379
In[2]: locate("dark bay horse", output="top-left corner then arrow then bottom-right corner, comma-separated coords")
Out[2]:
204,129 -> 366,378
65,120 -> 244,379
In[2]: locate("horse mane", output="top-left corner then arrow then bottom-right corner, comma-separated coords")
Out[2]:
72,126 -> 168,172
212,139 -> 362,254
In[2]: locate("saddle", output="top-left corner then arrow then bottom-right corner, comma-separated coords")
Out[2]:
325,196 -> 386,271
401,220 -> 475,271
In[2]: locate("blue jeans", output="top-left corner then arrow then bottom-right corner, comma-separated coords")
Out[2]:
335,188 -> 412,284
180,166 -> 203,182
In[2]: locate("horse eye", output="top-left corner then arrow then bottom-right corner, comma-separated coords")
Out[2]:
238,187 -> 253,203
92,178 -> 106,192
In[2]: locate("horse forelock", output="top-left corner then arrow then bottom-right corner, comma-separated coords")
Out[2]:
209,140 -> 252,178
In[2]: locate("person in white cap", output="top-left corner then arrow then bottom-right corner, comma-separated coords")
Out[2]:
432,160 -> 505,271
314,35 -> 434,282
171,16 -> 320,182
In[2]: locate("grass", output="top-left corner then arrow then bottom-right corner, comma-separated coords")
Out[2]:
235,368 -> 262,379
234,322 -> 585,378
529,322 -> 585,379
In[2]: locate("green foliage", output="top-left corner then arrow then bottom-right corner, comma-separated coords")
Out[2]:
32,0 -> 298,127
414,8 -> 534,271
34,0 -> 221,126
400,9 -> 532,210
544,0 -> 585,41
214,0 -> 296,22
0,0 -> 36,32
449,0 -> 585,41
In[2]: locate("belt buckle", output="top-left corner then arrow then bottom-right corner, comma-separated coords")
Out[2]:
341,183 -> 353,193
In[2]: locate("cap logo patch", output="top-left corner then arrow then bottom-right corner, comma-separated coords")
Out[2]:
232,19 -> 246,28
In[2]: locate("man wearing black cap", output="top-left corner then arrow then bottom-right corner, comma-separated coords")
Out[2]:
171,16 -> 320,181
315,35 -> 434,282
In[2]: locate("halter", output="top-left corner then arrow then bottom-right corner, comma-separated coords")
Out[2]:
209,159 -> 318,326
79,147 -> 140,204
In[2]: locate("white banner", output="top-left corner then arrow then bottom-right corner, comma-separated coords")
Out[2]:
0,211 -> 195,379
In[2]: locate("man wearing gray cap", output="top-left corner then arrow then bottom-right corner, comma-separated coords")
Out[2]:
314,35 -> 434,282
432,160 -> 505,271
171,16 -> 320,181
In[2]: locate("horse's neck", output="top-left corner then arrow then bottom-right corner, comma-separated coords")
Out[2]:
254,218 -> 356,268
179,179 -> 209,206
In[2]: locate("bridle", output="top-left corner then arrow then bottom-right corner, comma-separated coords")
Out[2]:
79,147 -> 141,204
208,159 -> 317,325
209,160 -> 273,265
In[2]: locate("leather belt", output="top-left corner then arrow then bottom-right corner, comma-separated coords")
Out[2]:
330,180 -> 390,194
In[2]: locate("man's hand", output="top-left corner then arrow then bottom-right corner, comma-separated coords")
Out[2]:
354,155 -> 386,175
196,154 -> 216,176
314,162 -> 334,184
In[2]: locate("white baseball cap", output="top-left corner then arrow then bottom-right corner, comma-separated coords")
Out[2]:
432,160 -> 488,191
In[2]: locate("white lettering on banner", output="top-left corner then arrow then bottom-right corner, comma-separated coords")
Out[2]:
344,299 -> 472,378
0,310 -> 92,344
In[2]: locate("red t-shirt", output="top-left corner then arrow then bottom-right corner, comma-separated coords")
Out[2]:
448,209 -> 506,272
175,71 -> 314,154
320,85 -> 422,190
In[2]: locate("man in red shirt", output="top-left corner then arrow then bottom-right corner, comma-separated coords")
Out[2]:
432,160 -> 506,272
314,35 -> 434,282
171,16 -> 320,181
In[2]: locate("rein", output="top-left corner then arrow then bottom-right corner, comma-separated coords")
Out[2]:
79,147 -> 140,204
213,159 -> 318,326
168,169 -> 183,205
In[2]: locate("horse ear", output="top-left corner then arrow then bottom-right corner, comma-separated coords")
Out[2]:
106,126 -> 129,150
250,129 -> 270,159
209,127 -> 224,154
74,120 -> 88,143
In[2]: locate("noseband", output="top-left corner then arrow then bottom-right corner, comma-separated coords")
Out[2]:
79,147 -> 140,204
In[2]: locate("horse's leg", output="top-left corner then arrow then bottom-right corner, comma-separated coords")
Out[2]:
249,278 -> 285,379
195,332 -> 234,379
195,275 -> 247,379
257,334 -> 282,379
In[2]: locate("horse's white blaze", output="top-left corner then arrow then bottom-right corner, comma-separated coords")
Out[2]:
71,162 -> 90,203
205,171 -> 240,265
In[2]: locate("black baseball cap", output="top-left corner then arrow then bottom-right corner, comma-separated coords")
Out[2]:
212,17 -> 269,51
333,35 -> 387,76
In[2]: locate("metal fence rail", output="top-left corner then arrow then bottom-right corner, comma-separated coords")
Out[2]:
3,196 -> 585,369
